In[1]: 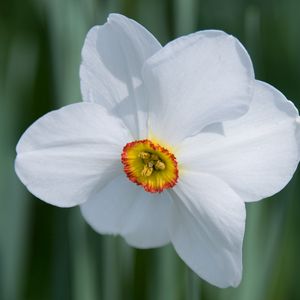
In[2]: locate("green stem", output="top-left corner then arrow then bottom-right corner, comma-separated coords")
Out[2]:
186,268 -> 201,300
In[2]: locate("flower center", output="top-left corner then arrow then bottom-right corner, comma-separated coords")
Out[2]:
121,139 -> 178,193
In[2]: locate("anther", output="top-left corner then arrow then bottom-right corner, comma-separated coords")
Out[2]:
141,165 -> 153,177
155,160 -> 165,170
139,152 -> 150,160
150,154 -> 159,161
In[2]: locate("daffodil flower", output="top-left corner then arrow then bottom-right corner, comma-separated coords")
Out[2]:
15,14 -> 300,288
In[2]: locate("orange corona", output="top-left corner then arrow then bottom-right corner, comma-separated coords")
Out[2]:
121,140 -> 178,193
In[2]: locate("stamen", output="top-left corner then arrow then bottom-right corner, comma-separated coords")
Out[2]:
150,154 -> 159,161
138,151 -> 166,176
155,160 -> 165,170
139,152 -> 151,160
141,164 -> 153,177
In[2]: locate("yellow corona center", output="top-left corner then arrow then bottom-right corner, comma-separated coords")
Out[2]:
121,139 -> 178,193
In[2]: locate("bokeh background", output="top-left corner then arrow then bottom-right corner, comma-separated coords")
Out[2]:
1,0 -> 300,299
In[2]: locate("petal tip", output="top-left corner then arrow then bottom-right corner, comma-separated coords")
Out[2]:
231,273 -> 242,288
107,13 -> 128,24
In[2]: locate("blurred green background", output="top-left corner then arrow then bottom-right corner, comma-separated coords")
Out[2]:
1,0 -> 300,299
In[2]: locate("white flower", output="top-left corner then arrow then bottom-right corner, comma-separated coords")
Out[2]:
15,14 -> 300,288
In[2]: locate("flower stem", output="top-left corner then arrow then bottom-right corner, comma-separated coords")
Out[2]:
186,267 -> 201,300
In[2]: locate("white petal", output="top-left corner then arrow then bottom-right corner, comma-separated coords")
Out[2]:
179,80 -> 300,202
170,172 -> 245,288
80,174 -> 171,248
80,13 -> 161,139
143,30 -> 254,144
15,103 -> 132,207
